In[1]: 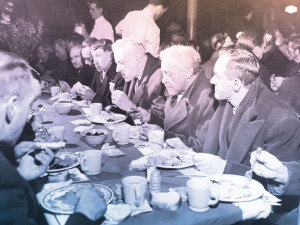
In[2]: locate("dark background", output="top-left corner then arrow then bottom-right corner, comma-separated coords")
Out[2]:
3,0 -> 300,42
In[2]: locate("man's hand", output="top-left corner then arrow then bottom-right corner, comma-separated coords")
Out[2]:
14,141 -> 42,160
17,147 -> 54,181
111,90 -> 136,112
74,188 -> 107,221
129,107 -> 151,123
139,123 -> 163,137
59,81 -> 71,93
165,137 -> 190,150
250,150 -> 289,184
77,85 -> 96,101
193,153 -> 226,174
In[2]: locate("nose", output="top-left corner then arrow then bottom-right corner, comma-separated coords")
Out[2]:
116,64 -> 122,73
162,74 -> 167,84
210,75 -> 216,84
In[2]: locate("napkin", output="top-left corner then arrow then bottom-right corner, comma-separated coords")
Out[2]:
129,156 -> 148,171
102,143 -> 126,157
70,119 -> 92,126
130,199 -> 153,216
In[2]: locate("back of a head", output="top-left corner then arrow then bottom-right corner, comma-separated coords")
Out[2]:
221,48 -> 260,88
160,45 -> 201,73
91,39 -> 113,54
112,38 -> 146,57
82,37 -> 98,48
66,34 -> 85,52
149,0 -> 170,9
236,29 -> 265,52
0,51 -> 35,101
289,34 -> 300,49
53,39 -> 66,50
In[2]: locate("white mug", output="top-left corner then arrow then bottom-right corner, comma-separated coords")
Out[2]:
50,86 -> 61,98
112,125 -> 130,144
148,130 -> 164,149
48,126 -> 65,141
58,92 -> 70,101
122,176 -> 147,207
89,103 -> 102,117
80,150 -> 102,175
40,80 -> 49,89
187,178 -> 219,212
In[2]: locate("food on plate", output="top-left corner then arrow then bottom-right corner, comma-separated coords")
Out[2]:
36,142 -> 66,150
34,126 -> 61,143
49,152 -> 78,170
89,111 -> 126,123
153,150 -> 194,167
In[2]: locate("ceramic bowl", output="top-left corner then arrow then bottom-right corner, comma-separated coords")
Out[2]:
81,129 -> 108,145
53,102 -> 73,114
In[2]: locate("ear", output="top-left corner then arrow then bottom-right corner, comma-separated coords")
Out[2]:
5,95 -> 19,124
185,67 -> 194,79
295,49 -> 300,57
233,79 -> 242,92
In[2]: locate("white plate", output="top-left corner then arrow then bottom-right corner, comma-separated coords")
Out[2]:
88,112 -> 126,124
41,184 -> 114,214
209,174 -> 265,202
157,162 -> 194,169
47,152 -> 81,173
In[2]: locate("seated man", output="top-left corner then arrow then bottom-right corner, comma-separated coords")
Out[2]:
191,48 -> 300,175
60,44 -> 94,91
81,37 -> 97,66
77,39 -> 124,107
111,38 -> 164,123
140,45 -> 217,148
0,51 -> 106,224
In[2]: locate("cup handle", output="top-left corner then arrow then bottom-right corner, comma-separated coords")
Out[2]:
133,184 -> 141,207
80,156 -> 89,172
44,81 -> 49,87
112,130 -> 119,142
208,184 -> 219,206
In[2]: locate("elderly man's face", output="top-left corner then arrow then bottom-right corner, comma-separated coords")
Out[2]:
37,46 -> 49,63
54,44 -> 67,61
81,46 -> 93,66
211,55 -> 234,101
114,50 -> 139,82
89,3 -> 103,20
161,59 -> 190,96
92,49 -> 112,72
70,47 -> 83,69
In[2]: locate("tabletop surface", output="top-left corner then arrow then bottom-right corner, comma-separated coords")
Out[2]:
37,93 -> 245,225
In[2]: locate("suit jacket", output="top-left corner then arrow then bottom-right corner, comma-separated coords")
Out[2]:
202,79 -> 300,175
131,53 -> 163,110
164,69 -> 217,147
91,62 -> 124,107
0,147 -> 98,225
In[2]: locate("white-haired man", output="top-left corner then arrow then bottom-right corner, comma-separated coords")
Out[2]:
0,51 -> 106,224
140,45 -> 217,147
115,0 -> 169,57
111,38 -> 164,124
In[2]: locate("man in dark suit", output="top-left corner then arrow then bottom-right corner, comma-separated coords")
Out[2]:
77,39 -> 124,107
193,48 -> 300,176
0,51 -> 106,224
111,38 -> 164,120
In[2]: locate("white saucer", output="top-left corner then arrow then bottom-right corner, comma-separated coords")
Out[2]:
117,141 -> 130,145
84,171 -> 101,175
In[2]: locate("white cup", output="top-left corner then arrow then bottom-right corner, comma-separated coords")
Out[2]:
89,103 -> 102,117
40,80 -> 49,89
48,126 -> 65,141
187,178 -> 219,212
59,92 -> 70,101
80,150 -> 102,175
50,86 -> 61,98
112,124 -> 130,144
148,130 -> 164,149
122,176 -> 147,207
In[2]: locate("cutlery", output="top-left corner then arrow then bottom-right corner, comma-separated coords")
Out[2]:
245,147 -> 263,181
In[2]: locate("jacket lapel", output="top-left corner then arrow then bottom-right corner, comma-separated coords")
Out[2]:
225,103 -> 265,163
132,77 -> 147,105
164,97 -> 189,130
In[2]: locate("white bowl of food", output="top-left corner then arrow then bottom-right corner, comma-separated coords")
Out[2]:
81,129 -> 108,145
53,102 -> 73,114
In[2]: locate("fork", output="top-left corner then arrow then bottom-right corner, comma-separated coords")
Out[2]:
245,147 -> 263,181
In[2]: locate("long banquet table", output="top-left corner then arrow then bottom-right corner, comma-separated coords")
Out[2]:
35,93 -> 263,225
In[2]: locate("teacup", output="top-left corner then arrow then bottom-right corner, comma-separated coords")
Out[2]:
59,92 -> 70,101
122,176 -> 147,207
48,126 -> 65,141
40,80 -> 49,89
89,103 -> 102,117
148,130 -> 164,149
50,86 -> 61,98
187,178 -> 219,212
112,124 -> 130,145
80,150 -> 102,175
